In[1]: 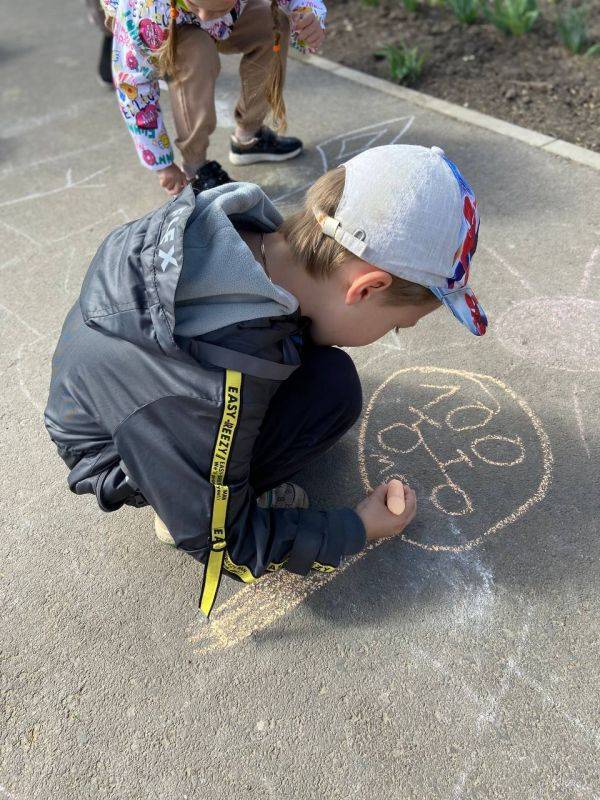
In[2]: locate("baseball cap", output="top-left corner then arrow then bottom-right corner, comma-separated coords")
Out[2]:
313,144 -> 487,336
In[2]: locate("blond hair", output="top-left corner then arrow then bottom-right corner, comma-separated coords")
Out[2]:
279,167 -> 437,306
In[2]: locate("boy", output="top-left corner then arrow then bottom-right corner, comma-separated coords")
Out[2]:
44,144 -> 486,617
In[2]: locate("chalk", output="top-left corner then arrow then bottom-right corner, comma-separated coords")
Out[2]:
386,479 -> 406,515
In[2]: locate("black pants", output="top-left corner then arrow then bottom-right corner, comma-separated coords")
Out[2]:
98,346 -> 362,509
250,347 -> 363,495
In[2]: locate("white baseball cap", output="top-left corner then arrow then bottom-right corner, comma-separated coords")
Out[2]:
314,144 -> 487,336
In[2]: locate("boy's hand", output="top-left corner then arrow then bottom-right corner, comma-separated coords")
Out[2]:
158,164 -> 189,196
355,482 -> 417,542
291,9 -> 326,51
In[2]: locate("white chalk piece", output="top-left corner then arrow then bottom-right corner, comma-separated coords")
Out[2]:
386,479 -> 406,515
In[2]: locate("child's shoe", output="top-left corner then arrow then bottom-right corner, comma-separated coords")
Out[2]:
191,160 -> 234,193
98,34 -> 113,86
229,127 -> 303,166
255,482 -> 309,510
153,483 -> 309,546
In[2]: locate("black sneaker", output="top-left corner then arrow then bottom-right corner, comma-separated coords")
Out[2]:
98,34 -> 113,86
229,126 -> 303,166
191,160 -> 234,193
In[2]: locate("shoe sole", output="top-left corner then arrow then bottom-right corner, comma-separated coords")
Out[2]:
154,514 -> 176,547
229,147 -> 303,166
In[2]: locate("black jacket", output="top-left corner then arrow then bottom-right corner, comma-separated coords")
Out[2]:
44,185 -> 365,615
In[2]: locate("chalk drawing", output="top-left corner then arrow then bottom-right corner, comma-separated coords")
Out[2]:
190,545 -> 377,653
480,243 -> 534,294
1,98 -> 111,140
0,167 -> 110,210
272,115 -> 415,206
451,620 -> 531,799
580,245 -> 600,293
358,367 -> 553,552
189,367 -> 552,653
495,296 -> 600,373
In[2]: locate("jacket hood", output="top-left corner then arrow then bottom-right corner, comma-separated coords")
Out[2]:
79,183 -> 298,360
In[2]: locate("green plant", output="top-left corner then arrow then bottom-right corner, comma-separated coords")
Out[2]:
484,0 -> 539,35
361,0 -> 380,7
401,0 -> 420,11
447,0 -> 481,24
556,4 -> 600,55
557,5 -> 588,52
376,42 -> 425,84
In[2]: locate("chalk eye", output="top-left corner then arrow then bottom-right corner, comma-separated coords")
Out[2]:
354,229 -> 366,241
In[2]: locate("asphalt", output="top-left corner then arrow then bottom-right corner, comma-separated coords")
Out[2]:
1,3 -> 599,799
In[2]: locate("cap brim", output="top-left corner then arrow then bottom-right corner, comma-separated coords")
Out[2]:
430,285 -> 488,336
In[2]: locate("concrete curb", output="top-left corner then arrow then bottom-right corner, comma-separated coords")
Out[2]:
291,51 -> 600,172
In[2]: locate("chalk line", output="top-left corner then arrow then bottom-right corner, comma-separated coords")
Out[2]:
573,387 -> 591,459
514,666 -> 600,751
0,302 -> 43,338
316,115 -> 415,175
0,137 -> 119,179
481,244 -> 534,294
580,245 -> 600,293
0,167 -> 110,209
451,621 -> 531,799
0,220 -> 42,249
190,542 -> 386,653
1,98 -> 110,140
410,645 -> 483,708
48,208 -> 129,245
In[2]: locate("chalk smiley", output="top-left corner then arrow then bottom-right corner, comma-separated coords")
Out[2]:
359,367 -> 553,552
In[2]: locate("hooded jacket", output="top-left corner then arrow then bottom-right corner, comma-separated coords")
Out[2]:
44,183 -> 365,616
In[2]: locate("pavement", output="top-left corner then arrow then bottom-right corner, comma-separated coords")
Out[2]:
1,3 -> 600,799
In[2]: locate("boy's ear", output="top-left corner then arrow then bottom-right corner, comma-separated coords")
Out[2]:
345,269 -> 393,306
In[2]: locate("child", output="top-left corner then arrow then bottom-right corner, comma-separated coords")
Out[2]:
102,0 -> 326,194
44,144 -> 486,617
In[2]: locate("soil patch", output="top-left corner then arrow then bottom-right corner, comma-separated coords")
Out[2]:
321,0 -> 600,152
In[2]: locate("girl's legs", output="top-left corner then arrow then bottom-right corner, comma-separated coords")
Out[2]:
217,0 -> 291,138
168,25 -> 221,177
249,347 -> 363,496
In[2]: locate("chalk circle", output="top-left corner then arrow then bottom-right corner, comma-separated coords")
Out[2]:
446,403 -> 495,432
495,296 -> 600,372
471,435 -> 526,467
358,367 -> 553,553
431,482 -> 473,516
378,422 -> 421,454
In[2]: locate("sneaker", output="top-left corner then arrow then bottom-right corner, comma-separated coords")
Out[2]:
191,160 -> 234,193
256,482 -> 309,510
154,514 -> 176,547
153,482 -> 309,547
229,127 -> 303,166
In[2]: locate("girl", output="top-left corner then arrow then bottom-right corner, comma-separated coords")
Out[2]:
102,0 -> 326,194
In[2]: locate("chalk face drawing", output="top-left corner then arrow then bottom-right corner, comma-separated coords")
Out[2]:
359,367 -> 553,552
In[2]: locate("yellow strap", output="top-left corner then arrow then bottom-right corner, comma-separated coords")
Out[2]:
200,549 -> 225,616
199,370 -> 242,619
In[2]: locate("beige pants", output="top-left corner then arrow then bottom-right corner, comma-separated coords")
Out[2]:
169,0 -> 291,171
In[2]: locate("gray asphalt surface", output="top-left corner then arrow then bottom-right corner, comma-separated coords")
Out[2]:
1,3 -> 599,799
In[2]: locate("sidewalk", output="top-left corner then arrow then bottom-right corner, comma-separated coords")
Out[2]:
1,2 -> 599,799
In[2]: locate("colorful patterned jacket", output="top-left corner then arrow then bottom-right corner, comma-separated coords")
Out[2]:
102,0 -> 327,171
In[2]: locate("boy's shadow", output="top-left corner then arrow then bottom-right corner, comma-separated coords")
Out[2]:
252,400 -> 597,639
